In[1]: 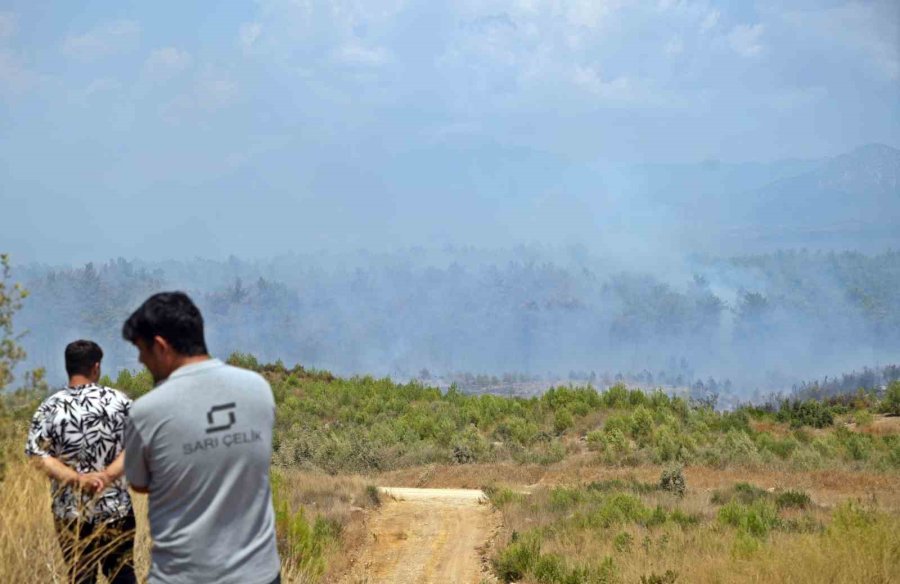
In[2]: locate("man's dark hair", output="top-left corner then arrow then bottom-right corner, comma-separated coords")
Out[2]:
122,292 -> 209,356
65,340 -> 103,377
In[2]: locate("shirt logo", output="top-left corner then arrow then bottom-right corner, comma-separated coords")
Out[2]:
206,402 -> 237,433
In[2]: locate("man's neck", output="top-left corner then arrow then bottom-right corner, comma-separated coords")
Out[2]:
171,354 -> 212,372
68,375 -> 95,387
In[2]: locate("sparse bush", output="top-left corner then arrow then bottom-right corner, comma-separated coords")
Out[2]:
640,570 -> 678,584
485,486 -> 525,508
776,489 -> 811,509
882,381 -> 900,416
717,500 -> 780,537
659,466 -> 686,497
494,533 -> 541,582
613,531 -> 633,552
853,409 -> 874,427
365,485 -> 381,507
777,399 -> 834,429
830,501 -> 876,532
630,406 -> 654,442
532,553 -> 570,583
554,408 -> 574,434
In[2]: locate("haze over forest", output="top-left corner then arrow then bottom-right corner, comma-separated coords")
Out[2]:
1,1 -> 898,399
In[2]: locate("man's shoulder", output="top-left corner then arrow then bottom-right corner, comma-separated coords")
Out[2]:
129,386 -> 168,421
97,386 -> 132,403
219,363 -> 270,386
35,389 -> 66,412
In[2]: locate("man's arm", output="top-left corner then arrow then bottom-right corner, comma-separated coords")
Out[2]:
31,456 -> 102,492
123,416 -> 151,494
24,399 -> 100,490
79,451 -> 126,492
32,455 -> 79,484
91,451 -> 148,493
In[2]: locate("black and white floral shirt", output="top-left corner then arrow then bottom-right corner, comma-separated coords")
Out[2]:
25,384 -> 133,523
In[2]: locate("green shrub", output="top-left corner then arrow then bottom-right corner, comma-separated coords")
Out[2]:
853,409 -> 874,427
669,509 -> 701,527
653,426 -> 680,462
365,485 -> 381,507
586,478 -> 657,495
777,399 -> 834,428
485,487 -> 525,508
533,553 -> 567,583
790,446 -> 824,470
711,482 -> 769,505
830,501 -> 875,533
585,493 -> 650,528
549,487 -> 584,511
837,428 -> 873,461
775,490 -> 811,509
494,533 -> 541,582
630,406 -> 654,442
717,500 -> 780,537
586,430 -> 605,451
554,408 -> 574,434
613,531 -> 633,552
659,466 -> 686,497
882,381 -> 900,416
640,570 -> 679,584
271,473 -> 336,577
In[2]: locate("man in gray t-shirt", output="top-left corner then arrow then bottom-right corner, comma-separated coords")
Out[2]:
120,292 -> 281,584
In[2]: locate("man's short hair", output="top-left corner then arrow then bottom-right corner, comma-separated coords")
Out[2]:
65,340 -> 103,377
122,292 -> 209,357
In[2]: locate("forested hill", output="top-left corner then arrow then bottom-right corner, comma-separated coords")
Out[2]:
12,248 -> 900,399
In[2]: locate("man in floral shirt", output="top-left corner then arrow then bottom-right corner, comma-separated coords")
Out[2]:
26,340 -> 136,584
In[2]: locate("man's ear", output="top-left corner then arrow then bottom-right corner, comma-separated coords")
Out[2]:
91,361 -> 101,379
153,335 -> 173,355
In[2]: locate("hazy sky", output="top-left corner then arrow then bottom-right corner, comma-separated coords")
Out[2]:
1,1 -> 898,263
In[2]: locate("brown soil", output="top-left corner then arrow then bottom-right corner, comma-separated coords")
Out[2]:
340,488 -> 500,584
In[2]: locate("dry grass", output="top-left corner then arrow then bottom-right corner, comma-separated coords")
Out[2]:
375,457 -> 900,511
488,469 -> 900,584
0,451 -> 151,584
272,468 -> 380,582
4,425 -> 899,584
846,414 -> 900,437
490,482 -> 900,584
0,442 -> 378,583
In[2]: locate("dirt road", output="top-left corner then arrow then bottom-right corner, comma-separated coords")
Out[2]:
341,487 -> 498,584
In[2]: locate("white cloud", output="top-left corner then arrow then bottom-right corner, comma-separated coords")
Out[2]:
782,3 -> 898,81
700,9 -> 719,32
765,85 -> 828,112
157,66 -> 239,123
63,20 -> 140,61
239,22 -> 262,51
728,23 -> 764,57
564,0 -> 623,29
333,42 -> 390,67
0,50 -> 35,97
571,66 -> 635,101
69,77 -> 122,105
144,47 -> 192,77
0,12 -> 16,41
195,69 -> 239,110
664,36 -> 684,56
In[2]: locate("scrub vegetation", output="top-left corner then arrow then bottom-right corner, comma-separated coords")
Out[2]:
2,257 -> 899,582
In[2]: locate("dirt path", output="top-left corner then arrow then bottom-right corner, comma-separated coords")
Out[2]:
340,487 -> 499,584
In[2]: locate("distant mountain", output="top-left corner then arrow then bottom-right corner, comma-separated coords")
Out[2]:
742,143 -> 899,228
683,144 -> 899,252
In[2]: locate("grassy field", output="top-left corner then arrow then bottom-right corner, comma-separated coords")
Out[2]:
1,358 -> 898,583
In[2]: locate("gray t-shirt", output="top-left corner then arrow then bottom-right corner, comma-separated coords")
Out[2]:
124,359 -> 281,584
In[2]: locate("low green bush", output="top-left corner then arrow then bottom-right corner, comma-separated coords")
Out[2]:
775,489 -> 811,509
717,500 -> 780,537
659,466 -> 686,497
